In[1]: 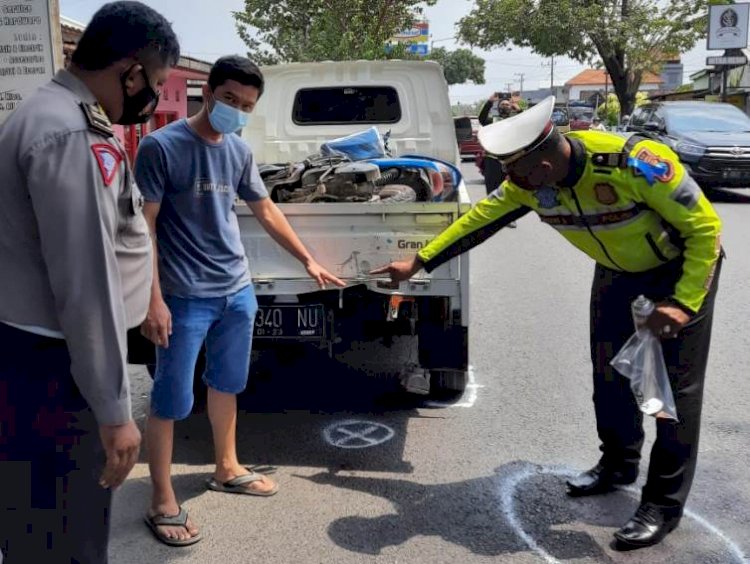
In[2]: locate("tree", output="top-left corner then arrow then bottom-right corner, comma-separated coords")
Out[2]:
233,0 -> 486,86
596,91 -> 649,126
233,0 -> 437,65
427,47 -> 485,85
457,1 -> 728,117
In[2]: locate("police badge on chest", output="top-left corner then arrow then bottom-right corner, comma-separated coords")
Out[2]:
534,186 -> 560,209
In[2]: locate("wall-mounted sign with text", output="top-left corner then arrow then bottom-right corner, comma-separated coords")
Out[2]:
0,0 -> 61,125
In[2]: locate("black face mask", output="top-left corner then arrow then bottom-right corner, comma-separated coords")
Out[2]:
116,66 -> 160,125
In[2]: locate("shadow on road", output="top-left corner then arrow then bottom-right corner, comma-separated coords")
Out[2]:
705,187 -> 750,204
299,461 -> 745,562
132,341 -> 457,475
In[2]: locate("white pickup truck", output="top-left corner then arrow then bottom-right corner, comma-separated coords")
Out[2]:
240,60 -> 472,396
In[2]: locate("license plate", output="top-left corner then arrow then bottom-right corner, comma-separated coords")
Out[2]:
253,305 -> 326,340
723,170 -> 746,179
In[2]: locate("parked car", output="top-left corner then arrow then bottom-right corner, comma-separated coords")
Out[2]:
570,106 -> 595,130
552,104 -> 571,133
627,101 -> 750,188
454,115 -> 483,160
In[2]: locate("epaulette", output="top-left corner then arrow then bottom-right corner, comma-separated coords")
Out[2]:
79,102 -> 114,137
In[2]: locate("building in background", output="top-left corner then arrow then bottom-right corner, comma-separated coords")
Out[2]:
565,69 -> 663,103
660,57 -> 684,92
59,15 -> 211,161
652,49 -> 750,114
523,85 -> 570,105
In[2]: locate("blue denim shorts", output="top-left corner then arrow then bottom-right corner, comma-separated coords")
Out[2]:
151,285 -> 258,420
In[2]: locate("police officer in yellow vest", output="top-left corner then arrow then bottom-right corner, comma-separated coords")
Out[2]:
372,96 -> 723,550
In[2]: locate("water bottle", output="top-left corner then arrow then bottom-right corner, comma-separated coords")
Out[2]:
631,295 -> 654,333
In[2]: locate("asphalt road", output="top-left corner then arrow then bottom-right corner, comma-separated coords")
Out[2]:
114,163 -> 750,564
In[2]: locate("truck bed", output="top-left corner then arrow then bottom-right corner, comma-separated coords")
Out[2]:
239,183 -> 471,297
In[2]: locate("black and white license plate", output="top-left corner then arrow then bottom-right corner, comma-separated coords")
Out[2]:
723,169 -> 746,180
253,304 -> 326,340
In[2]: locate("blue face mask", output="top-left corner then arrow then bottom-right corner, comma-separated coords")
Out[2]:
208,98 -> 249,134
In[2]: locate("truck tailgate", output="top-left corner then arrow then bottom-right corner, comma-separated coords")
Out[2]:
238,186 -> 471,296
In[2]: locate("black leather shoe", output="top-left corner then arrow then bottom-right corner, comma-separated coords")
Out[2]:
566,463 -> 637,497
613,502 -> 680,550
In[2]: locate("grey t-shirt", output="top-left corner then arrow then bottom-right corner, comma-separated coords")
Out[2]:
135,120 -> 268,298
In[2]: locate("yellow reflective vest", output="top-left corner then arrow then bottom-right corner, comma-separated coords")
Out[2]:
417,131 -> 722,313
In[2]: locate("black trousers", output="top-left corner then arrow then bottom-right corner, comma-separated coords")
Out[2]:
0,323 -> 111,564
483,156 -> 504,195
590,255 -> 722,513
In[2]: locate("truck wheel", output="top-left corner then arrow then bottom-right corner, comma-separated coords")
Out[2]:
430,369 -> 468,399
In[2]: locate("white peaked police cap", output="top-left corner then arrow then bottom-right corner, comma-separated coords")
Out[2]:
478,96 -> 557,164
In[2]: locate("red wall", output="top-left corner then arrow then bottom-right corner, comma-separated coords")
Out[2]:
116,69 -> 205,162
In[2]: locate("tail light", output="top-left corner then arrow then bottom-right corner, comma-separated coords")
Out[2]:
429,170 -> 445,197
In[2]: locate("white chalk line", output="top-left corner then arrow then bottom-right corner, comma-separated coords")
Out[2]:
499,464 -> 748,564
322,419 -> 395,449
425,366 -> 483,408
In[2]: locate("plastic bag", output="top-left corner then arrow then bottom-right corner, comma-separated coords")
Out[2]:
320,127 -> 386,160
610,296 -> 678,421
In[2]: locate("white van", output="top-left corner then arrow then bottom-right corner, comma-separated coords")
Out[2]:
240,60 -> 472,396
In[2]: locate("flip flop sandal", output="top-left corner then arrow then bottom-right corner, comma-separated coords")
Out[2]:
246,464 -> 278,475
206,469 -> 279,496
144,506 -> 202,547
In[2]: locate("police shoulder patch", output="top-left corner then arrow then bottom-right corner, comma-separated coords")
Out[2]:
91,144 -> 123,187
80,102 -> 114,137
631,148 -> 675,183
594,182 -> 619,205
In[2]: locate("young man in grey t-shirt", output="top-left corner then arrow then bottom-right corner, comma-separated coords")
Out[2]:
135,56 -> 344,546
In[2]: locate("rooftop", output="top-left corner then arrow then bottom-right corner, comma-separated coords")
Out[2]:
565,69 -> 663,86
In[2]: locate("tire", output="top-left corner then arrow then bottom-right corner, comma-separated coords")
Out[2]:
430,369 -> 468,399
377,184 -> 418,203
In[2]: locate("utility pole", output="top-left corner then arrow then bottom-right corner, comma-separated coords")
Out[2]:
550,56 -> 554,90
514,72 -> 525,99
542,56 -> 555,91
505,82 -> 514,96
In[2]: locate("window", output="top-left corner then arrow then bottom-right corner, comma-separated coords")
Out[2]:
665,104 -> 750,134
176,89 -> 181,102
630,106 -> 654,127
292,86 -> 401,125
551,107 -> 569,126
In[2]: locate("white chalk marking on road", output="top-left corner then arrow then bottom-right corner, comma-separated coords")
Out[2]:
425,366 -> 483,408
323,419 -> 395,449
499,464 -> 748,564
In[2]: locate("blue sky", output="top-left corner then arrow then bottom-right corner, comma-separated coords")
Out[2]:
60,0 -> 714,105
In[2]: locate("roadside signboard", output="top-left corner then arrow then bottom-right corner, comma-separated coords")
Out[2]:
0,0 -> 61,125
392,21 -> 429,44
707,55 -> 748,66
708,4 -> 750,50
706,55 -> 747,67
